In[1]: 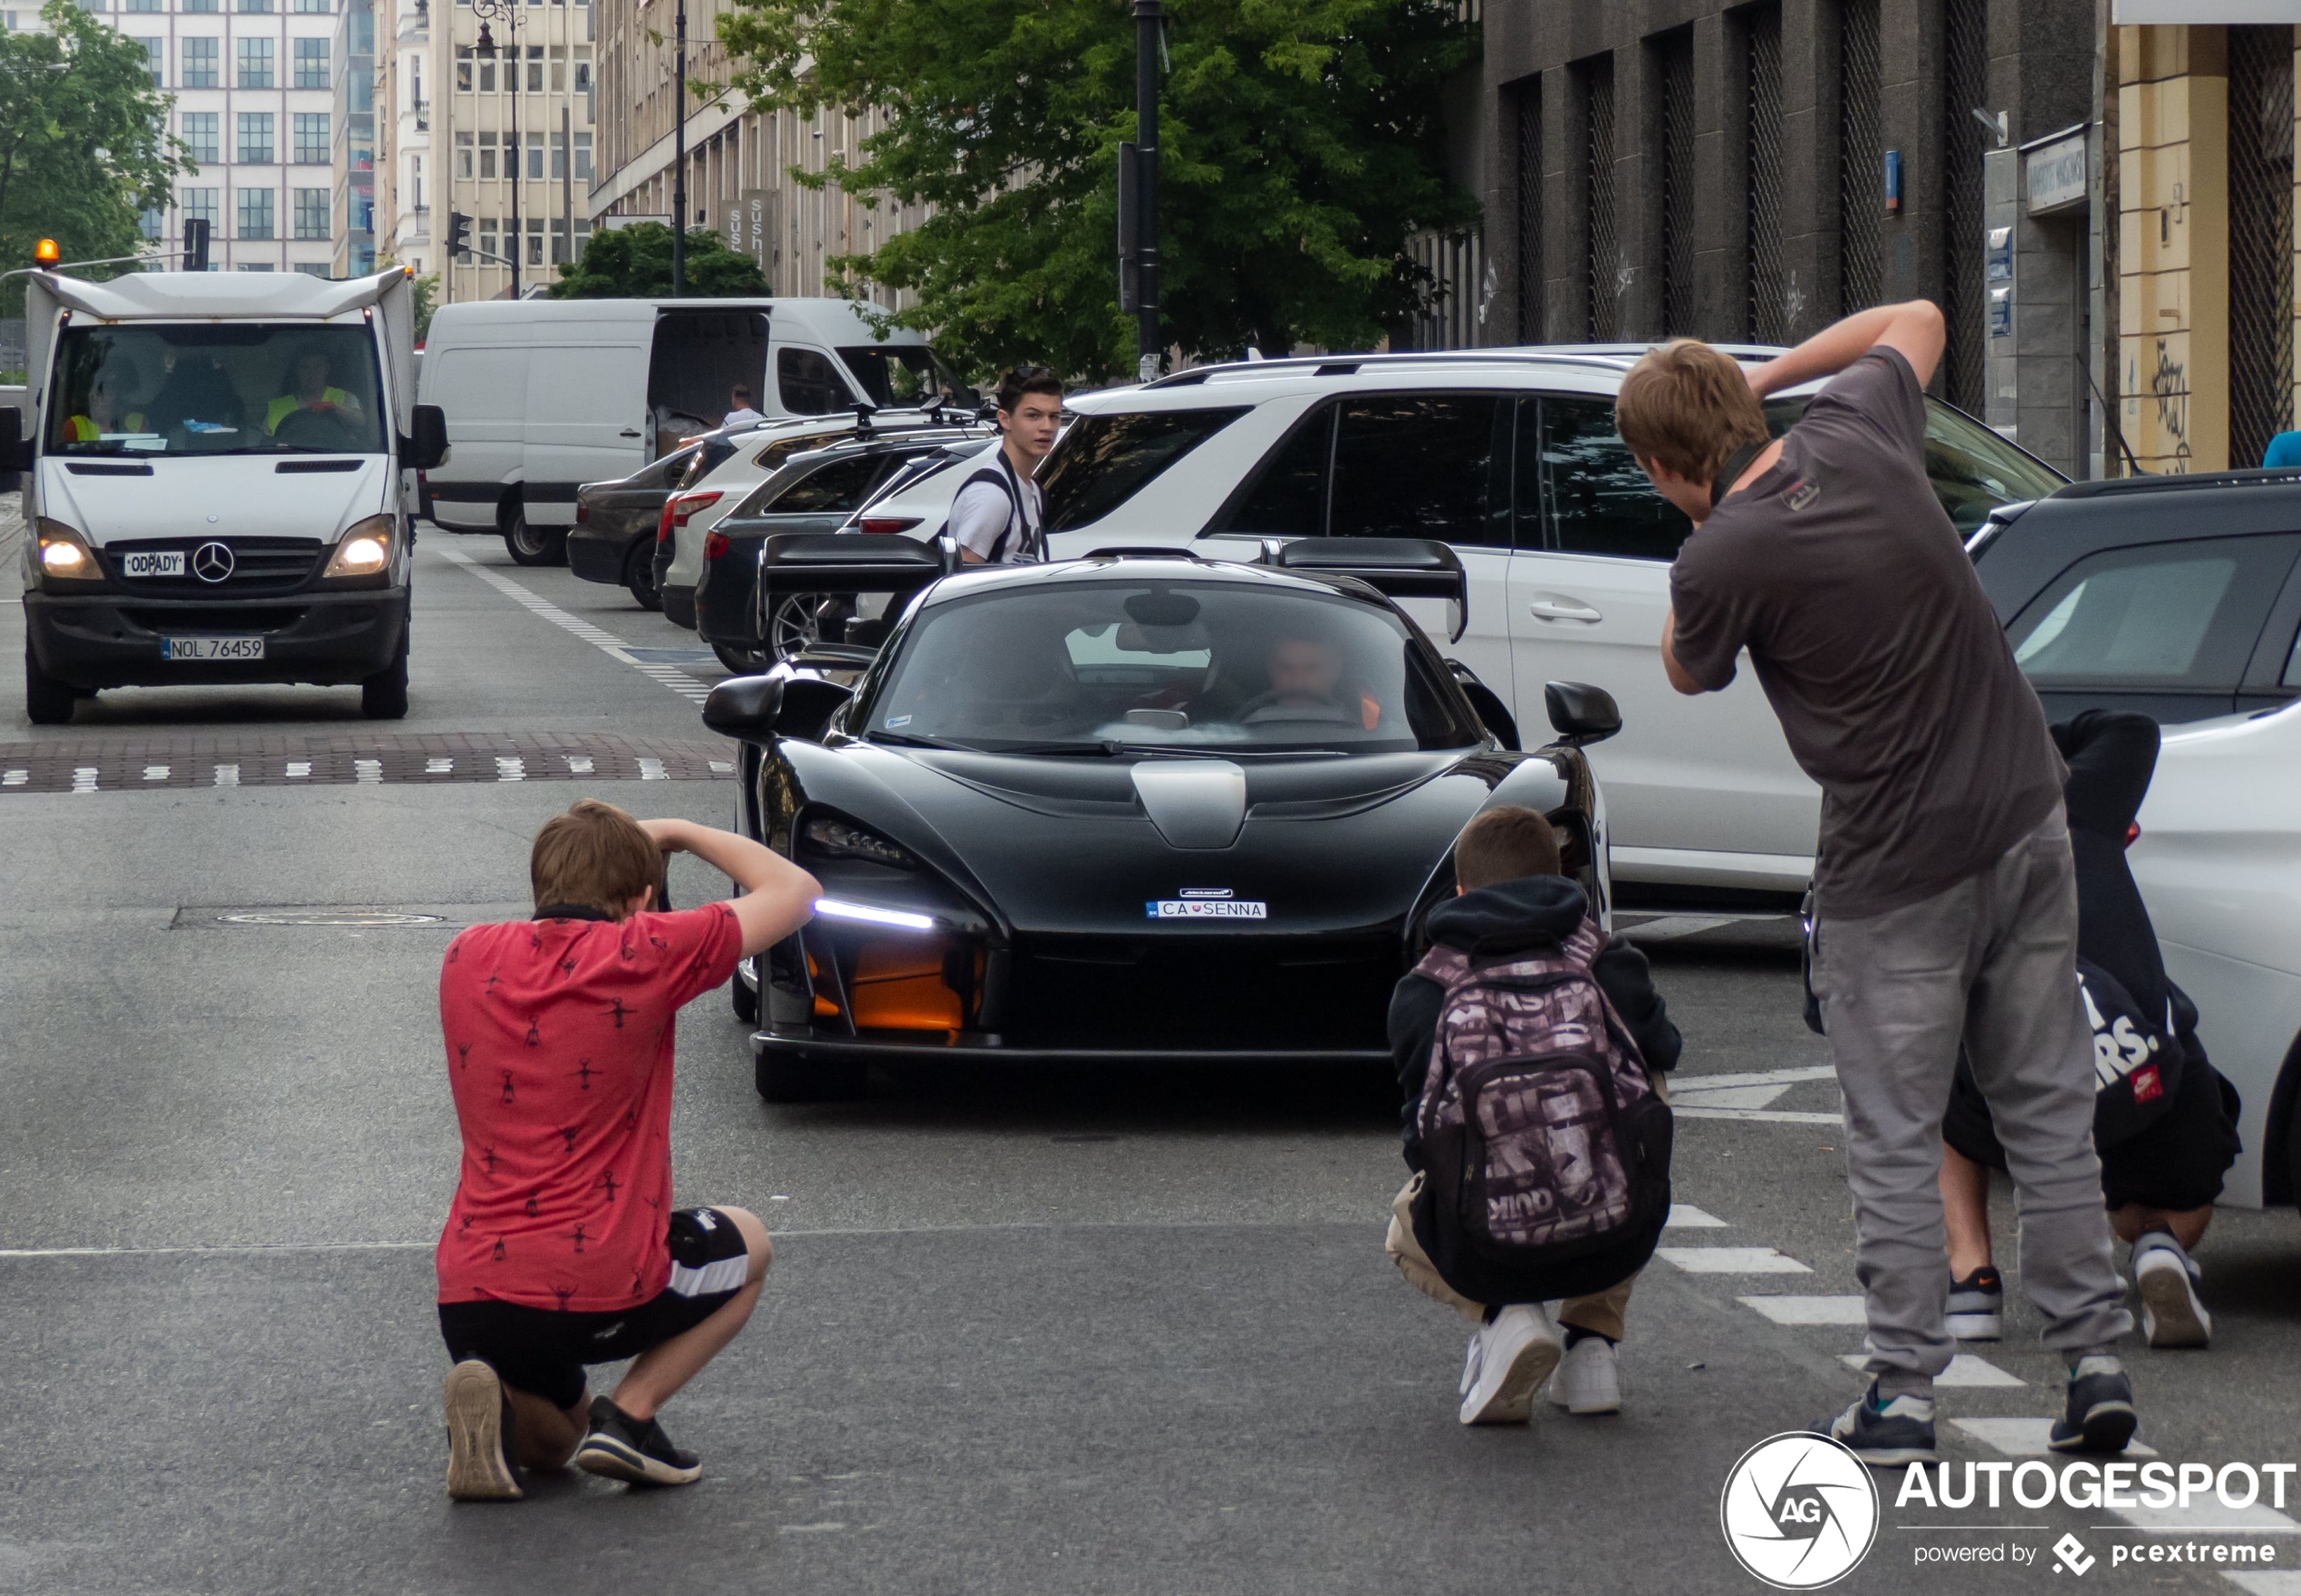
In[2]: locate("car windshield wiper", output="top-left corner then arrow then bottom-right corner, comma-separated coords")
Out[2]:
869,730 -> 1123,756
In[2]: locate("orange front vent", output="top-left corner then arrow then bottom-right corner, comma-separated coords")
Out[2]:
846,940 -> 962,1032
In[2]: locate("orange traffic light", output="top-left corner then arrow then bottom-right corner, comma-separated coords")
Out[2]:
33,238 -> 60,266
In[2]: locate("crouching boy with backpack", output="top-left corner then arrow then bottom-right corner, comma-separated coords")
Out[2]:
1385,806 -> 1680,1425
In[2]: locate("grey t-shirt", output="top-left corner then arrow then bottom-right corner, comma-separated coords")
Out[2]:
1667,348 -> 2064,918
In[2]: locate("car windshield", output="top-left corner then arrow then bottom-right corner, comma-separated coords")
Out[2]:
46,322 -> 386,457
862,580 -> 1483,754
1761,394 -> 2065,535
836,345 -> 973,409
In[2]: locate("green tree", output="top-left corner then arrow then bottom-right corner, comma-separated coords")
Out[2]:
550,223 -> 772,298
0,0 -> 190,313
409,271 -> 440,342
717,0 -> 1478,382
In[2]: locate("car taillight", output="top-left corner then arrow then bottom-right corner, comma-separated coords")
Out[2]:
703,532 -> 729,561
656,502 -> 678,543
575,501 -> 589,524
2125,822 -> 2141,849
858,516 -> 922,535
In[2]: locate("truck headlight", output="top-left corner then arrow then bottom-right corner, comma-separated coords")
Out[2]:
34,519 -> 102,586
323,514 -> 396,579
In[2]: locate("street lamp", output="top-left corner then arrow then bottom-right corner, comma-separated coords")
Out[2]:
473,0 -> 521,296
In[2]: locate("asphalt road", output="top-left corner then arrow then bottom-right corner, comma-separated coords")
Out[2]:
4,502 -> 2298,1596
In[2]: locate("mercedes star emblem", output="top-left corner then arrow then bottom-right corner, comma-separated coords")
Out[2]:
190,542 -> 236,583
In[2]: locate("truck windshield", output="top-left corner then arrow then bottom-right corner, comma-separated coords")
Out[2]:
46,323 -> 387,457
836,345 -> 973,409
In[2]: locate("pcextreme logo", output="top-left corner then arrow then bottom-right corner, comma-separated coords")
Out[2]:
1720,1433 -> 1881,1590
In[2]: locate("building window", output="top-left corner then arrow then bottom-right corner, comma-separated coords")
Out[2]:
2229,23 -> 2296,466
182,111 -> 219,164
1745,3 -> 1787,343
78,0 -> 103,11
293,112 -> 331,163
573,130 -> 591,180
131,35 -> 161,84
237,36 -> 274,87
549,45 -> 564,91
294,187 -> 329,238
1838,0 -> 1883,315
525,44 -> 541,92
550,130 -> 565,179
294,0 -> 330,11
238,187 -> 276,240
455,46 -> 471,91
294,37 -> 329,87
478,217 -> 497,260
550,216 -> 568,263
573,55 -> 589,95
412,153 -> 424,209
180,187 -> 219,230
238,263 -> 276,272
125,0 -> 159,12
477,130 -> 496,178
455,130 -> 474,178
525,130 -> 543,180
238,0 -> 274,12
183,0 -> 217,11
237,112 -> 275,164
294,262 -> 331,275
1940,0 -> 1988,412
1657,30 -> 1695,337
139,207 -> 163,240
181,36 -> 217,87
525,216 -> 544,266
1578,54 -> 1615,341
477,53 -> 494,92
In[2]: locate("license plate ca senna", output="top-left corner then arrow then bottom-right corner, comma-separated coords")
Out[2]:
161,636 -> 265,661
1147,899 -> 1267,919
121,551 -> 186,578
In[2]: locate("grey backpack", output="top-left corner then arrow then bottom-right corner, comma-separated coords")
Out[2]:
1410,918 -> 1673,1303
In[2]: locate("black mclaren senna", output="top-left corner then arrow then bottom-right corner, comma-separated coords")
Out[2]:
701,534 -> 1622,1101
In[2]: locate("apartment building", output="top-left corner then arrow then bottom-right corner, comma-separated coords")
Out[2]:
587,0 -> 921,298
373,0 -> 432,276
76,0 -> 346,273
329,0 -> 375,275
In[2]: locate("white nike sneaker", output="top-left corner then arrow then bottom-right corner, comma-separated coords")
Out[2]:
1459,1305 -> 1561,1426
2133,1234 -> 2210,1349
1547,1334 -> 1622,1415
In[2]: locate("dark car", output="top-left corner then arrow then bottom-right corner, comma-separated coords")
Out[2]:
567,438 -> 725,610
697,534 -> 1619,1101
1971,470 -> 2301,726
695,424 -> 995,671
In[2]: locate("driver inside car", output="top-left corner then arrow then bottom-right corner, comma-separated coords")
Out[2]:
267,348 -> 361,436
1256,633 -> 1382,731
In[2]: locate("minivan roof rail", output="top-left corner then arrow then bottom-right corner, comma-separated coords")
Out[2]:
2050,466 -> 2301,499
1143,342 -> 1788,389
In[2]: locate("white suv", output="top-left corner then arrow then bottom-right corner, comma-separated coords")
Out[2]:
1032,349 -> 2063,899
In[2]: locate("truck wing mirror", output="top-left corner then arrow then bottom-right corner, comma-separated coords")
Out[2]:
403,405 -> 449,472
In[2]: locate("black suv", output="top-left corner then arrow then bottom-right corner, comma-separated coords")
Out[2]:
1972,471 -> 2301,726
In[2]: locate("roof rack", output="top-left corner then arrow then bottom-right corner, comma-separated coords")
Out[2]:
1146,342 -> 1790,389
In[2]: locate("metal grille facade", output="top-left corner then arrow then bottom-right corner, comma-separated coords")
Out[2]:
1660,31 -> 1699,336
1838,0 -> 1884,313
1940,0 -> 1988,413
1747,5 -> 1788,343
1584,57 -> 1618,340
1407,230 -> 1489,350
2229,24 -> 2296,469
1516,82 -> 1545,341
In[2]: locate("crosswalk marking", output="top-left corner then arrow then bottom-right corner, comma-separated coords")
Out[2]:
143,764 -> 168,781
1657,1246 -> 1812,1274
637,757 -> 668,780
71,765 -> 97,793
285,762 -> 311,778
496,756 -> 525,783
2,770 -> 24,785
1843,1352 -> 2022,1387
565,755 -> 594,774
1739,1294 -> 1866,1325
425,757 -> 453,774
1664,1204 -> 1728,1228
213,764 -> 238,786
355,759 -> 382,784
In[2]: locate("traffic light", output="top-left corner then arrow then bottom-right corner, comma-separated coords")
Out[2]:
33,238 -> 59,267
447,212 -> 471,261
182,218 -> 210,272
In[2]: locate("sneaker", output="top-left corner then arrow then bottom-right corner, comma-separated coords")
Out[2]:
573,1396 -> 703,1486
2133,1235 -> 2211,1349
442,1360 -> 525,1502
1547,1333 -> 1622,1415
1946,1265 -> 2004,1341
1814,1380 -> 1938,1466
1458,1305 -> 1562,1426
2050,1355 -> 2138,1454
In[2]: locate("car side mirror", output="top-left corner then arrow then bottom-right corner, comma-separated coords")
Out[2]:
0,405 -> 30,479
403,404 -> 449,471
701,674 -> 785,741
1545,680 -> 1622,746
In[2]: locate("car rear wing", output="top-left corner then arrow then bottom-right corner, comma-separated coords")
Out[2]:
758,533 -> 957,650
1258,537 -> 1468,641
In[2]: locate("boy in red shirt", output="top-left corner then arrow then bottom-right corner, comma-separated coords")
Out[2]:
436,800 -> 817,1501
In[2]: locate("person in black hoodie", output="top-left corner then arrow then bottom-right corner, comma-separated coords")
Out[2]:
1383,805 -> 1682,1424
1937,711 -> 2240,1351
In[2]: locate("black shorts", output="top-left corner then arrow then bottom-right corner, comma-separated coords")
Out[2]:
1942,1055 -> 2242,1213
438,1207 -> 751,1411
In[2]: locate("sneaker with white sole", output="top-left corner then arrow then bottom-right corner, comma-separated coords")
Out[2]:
1459,1304 -> 1562,1426
2049,1355 -> 2138,1453
574,1396 -> 702,1486
1547,1334 -> 1622,1415
443,1360 -> 525,1502
1813,1380 -> 1938,1466
1946,1265 -> 2004,1341
2133,1235 -> 2210,1349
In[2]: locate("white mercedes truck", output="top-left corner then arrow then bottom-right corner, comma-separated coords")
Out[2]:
1,267 -> 446,723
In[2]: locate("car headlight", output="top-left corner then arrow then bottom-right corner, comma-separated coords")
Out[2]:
801,814 -> 919,870
323,514 -> 396,578
34,519 -> 102,587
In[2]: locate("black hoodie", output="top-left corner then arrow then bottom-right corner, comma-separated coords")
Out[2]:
1388,876 -> 1682,1167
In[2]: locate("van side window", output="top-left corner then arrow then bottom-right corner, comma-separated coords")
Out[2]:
1330,394 -> 1509,546
1540,395 -> 1691,561
778,348 -> 852,416
1207,403 -> 1332,538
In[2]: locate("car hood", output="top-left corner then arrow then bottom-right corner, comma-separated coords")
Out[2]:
42,456 -> 387,545
785,740 -> 1563,937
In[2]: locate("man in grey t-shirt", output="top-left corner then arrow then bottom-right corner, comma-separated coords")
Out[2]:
1617,305 -> 2133,1465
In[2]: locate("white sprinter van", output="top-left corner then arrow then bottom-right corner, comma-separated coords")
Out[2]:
416,297 -> 967,566
2,267 -> 445,725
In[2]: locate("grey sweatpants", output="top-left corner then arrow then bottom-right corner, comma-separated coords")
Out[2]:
1811,806 -> 2132,1383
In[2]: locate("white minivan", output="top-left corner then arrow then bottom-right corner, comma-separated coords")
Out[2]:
5,267 -> 444,724
418,298 -> 968,565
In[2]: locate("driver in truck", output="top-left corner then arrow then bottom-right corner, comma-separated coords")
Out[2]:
266,347 -> 361,436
